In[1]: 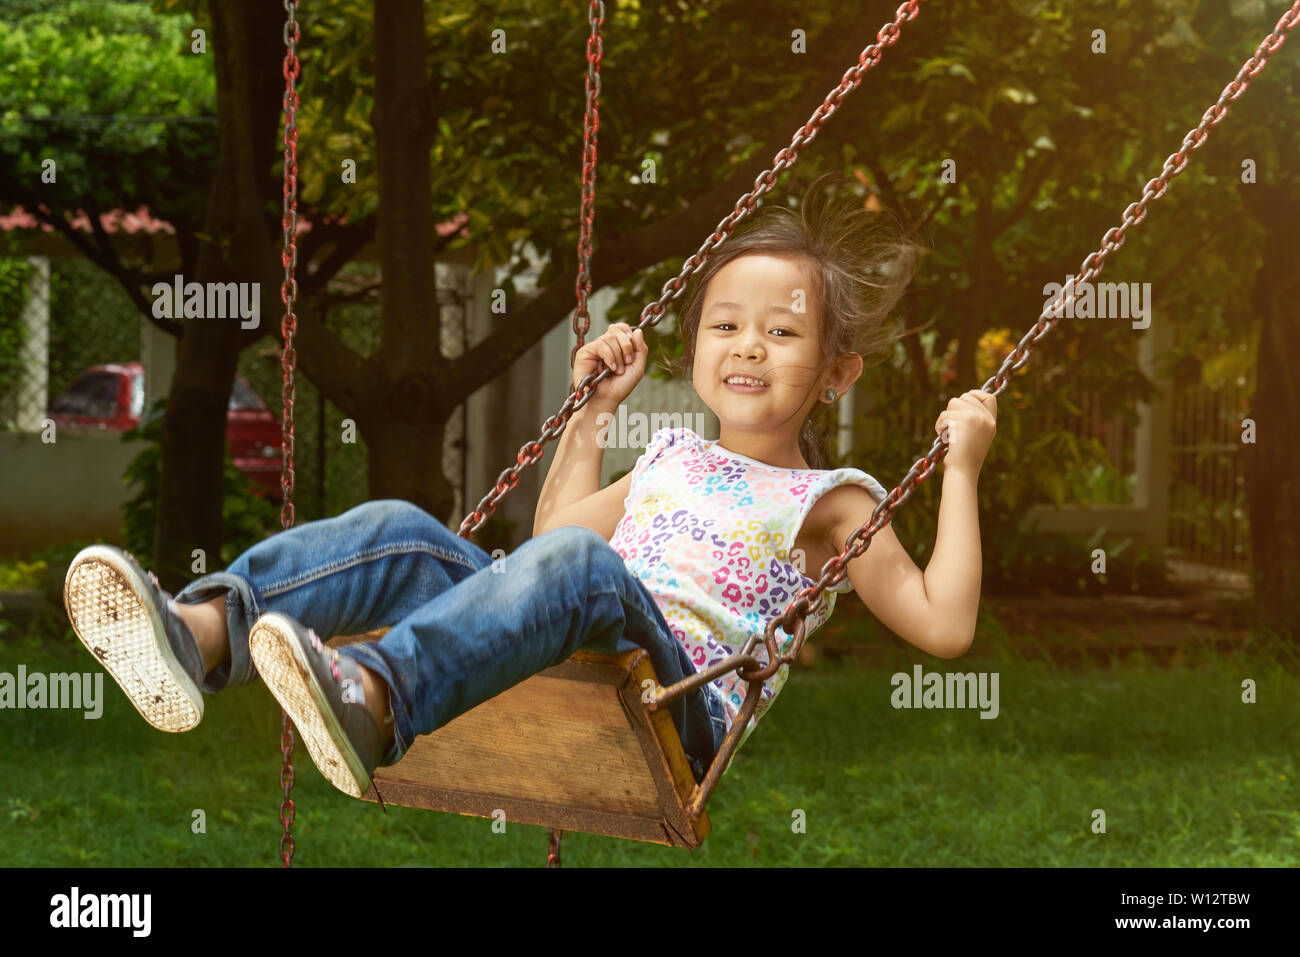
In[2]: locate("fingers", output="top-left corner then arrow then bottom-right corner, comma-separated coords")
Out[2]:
598,338 -> 620,373
595,324 -> 644,373
947,389 -> 997,420
965,389 -> 997,415
615,323 -> 645,365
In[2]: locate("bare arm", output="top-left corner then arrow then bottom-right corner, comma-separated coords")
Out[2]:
533,321 -> 648,538
533,401 -> 617,537
919,465 -> 982,653
826,468 -> 980,658
833,389 -> 996,657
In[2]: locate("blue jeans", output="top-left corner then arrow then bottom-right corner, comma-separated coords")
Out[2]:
174,500 -> 728,783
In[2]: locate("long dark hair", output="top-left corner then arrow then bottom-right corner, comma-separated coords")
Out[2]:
664,173 -> 921,468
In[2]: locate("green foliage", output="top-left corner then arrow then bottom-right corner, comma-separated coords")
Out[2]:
2,0 -> 1294,574
0,559 -> 46,590
26,538 -> 107,605
0,257 -> 33,402
121,397 -> 280,569
1064,460 -> 1136,504
0,1 -> 216,238
843,337 -> 1171,596
983,523 -> 1170,597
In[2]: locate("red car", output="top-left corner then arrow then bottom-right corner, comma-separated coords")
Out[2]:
48,362 -> 284,501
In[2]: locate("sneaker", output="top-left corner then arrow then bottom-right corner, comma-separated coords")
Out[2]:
63,545 -> 206,732
248,612 -> 388,801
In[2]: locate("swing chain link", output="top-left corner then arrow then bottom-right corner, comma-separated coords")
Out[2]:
570,0 -> 605,372
456,1 -> 925,827
554,0 -> 607,872
459,0 -> 925,540
493,0 -> 1300,699
278,0 -> 301,869
547,826 -> 563,868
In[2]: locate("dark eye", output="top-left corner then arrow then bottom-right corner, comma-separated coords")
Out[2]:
712,322 -> 793,337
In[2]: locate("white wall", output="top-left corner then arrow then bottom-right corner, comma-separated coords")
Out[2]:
0,430 -> 138,556
464,250 -> 717,546
0,262 -> 166,559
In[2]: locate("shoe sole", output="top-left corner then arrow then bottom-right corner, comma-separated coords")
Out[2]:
248,613 -> 369,799
63,546 -> 204,732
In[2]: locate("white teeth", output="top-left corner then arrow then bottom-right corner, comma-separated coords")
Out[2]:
726,376 -> 767,387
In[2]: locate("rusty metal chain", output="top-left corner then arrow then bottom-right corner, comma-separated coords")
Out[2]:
462,1 -> 925,852
552,0 -> 606,871
569,0 -> 605,368
547,827 -> 563,868
278,0 -> 301,869
459,0 -> 925,539
464,0 -> 1296,715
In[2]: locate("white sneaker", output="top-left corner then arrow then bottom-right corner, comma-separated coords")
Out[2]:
63,546 -> 206,732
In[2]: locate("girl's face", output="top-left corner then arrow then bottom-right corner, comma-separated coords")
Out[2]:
692,253 -> 830,453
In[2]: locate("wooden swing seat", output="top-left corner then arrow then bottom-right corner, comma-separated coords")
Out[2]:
328,632 -> 711,848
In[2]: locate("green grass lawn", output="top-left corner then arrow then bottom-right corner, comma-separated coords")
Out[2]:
2,614 -> 1297,867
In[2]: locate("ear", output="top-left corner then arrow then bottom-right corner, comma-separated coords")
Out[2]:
827,353 -> 864,395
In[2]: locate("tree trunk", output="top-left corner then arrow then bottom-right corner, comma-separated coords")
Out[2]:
362,0 -> 454,522
901,296 -> 933,396
152,0 -> 285,590
1243,185 -> 1300,637
957,189 -> 995,389
366,417 -> 454,521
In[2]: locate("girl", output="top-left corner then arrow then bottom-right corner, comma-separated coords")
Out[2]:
63,183 -> 997,801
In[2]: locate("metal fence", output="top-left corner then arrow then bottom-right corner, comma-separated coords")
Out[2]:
1168,377 -> 1252,582
854,334 -> 1249,581
237,268 -> 379,524
857,348 -> 1138,505
0,255 -> 141,431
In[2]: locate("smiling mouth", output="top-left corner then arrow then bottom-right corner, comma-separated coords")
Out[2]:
724,376 -> 769,389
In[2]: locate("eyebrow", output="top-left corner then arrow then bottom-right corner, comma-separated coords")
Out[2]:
707,301 -> 802,318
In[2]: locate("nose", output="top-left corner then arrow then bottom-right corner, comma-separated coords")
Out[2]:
732,330 -> 764,361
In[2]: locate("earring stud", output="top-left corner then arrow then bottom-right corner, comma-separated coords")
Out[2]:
825,388 -> 837,401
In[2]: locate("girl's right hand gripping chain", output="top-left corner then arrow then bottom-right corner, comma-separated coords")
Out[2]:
572,322 -> 647,409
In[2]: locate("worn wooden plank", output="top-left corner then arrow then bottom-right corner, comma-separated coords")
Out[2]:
360,780 -> 682,846
378,675 -> 661,813
621,654 -> 712,847
325,634 -> 712,848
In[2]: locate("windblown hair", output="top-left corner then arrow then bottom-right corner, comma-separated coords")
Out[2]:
663,173 -> 922,469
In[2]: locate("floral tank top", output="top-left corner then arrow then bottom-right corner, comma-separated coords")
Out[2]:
609,427 -> 889,763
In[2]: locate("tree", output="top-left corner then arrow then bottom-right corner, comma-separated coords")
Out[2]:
3,0 -> 1295,631
0,0 -> 376,585
786,0 -> 1296,632
3,0 -> 908,587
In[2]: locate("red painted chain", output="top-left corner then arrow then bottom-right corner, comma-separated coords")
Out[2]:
459,0 -> 926,540
733,0 -> 1300,681
551,0 -> 608,872
278,0 -> 301,869
569,0 -> 605,367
